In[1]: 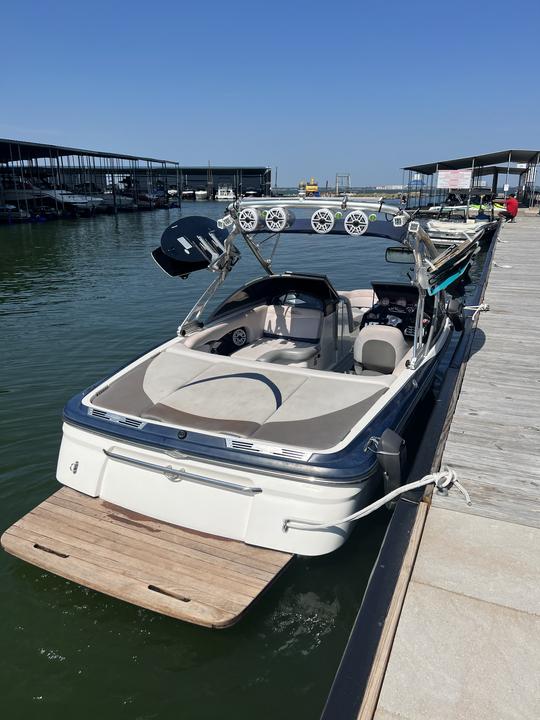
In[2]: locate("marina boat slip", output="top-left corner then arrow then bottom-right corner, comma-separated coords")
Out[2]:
1,181 -> 104,212
101,192 -> 136,209
2,198 -> 479,625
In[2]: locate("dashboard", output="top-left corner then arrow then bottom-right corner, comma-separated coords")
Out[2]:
360,282 -> 432,339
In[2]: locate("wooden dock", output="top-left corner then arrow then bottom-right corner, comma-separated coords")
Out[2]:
1,486 -> 293,628
363,216 -> 540,719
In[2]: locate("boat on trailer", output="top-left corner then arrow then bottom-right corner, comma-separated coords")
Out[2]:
2,198 -> 479,624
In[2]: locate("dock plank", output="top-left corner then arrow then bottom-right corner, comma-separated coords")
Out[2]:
435,217 -> 540,524
1,486 -> 293,628
373,217 -> 540,719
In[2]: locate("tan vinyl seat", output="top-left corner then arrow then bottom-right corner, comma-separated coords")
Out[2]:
234,305 -> 323,365
263,304 -> 322,341
353,325 -> 410,376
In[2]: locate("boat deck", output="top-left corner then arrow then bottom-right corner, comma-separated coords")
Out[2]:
370,216 -> 540,719
1,486 -> 293,628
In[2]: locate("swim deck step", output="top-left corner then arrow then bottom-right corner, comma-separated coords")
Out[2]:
1,487 -> 293,628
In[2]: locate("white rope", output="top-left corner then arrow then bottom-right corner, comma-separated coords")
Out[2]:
283,466 -> 471,532
464,302 -> 490,321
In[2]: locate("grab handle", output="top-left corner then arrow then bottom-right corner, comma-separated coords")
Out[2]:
104,449 -> 262,495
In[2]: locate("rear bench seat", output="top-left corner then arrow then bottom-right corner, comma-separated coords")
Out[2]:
91,345 -> 390,451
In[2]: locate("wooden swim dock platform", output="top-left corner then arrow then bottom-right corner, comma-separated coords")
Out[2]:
1,486 -> 293,628
323,215 -> 540,719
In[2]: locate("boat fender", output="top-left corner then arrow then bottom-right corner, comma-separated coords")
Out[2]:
447,298 -> 465,331
376,428 -> 407,507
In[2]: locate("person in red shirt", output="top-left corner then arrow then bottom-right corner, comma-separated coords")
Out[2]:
499,194 -> 519,222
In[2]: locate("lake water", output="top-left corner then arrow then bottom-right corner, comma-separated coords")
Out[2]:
0,203 -> 402,720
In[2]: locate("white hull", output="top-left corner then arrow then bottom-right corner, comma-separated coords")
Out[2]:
195,191 -> 208,201
57,422 -> 373,556
43,190 -> 104,209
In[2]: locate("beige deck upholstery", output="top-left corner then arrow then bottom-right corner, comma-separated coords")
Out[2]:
92,345 -> 390,450
234,337 -> 317,365
338,288 -> 375,326
252,378 -> 387,448
338,289 -> 375,308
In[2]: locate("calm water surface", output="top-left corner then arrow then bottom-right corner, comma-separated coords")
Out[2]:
0,204 -> 417,719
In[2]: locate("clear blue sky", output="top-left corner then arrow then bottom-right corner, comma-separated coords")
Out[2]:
1,0 -> 539,185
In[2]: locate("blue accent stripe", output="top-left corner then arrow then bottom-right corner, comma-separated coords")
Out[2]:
428,265 -> 468,296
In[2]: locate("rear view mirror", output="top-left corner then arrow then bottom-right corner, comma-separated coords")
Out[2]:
385,246 -> 414,264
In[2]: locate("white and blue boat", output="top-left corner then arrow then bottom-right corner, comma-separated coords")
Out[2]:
56,198 -> 478,556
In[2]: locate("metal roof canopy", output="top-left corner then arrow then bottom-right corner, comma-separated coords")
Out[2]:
0,137 -> 178,165
0,139 -> 270,174
404,149 -> 540,175
181,166 -> 271,171
473,165 -> 527,177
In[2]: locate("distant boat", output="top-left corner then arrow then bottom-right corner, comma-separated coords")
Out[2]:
195,189 -> 208,201
216,185 -> 235,201
42,190 -> 104,212
182,188 -> 195,200
426,219 -> 494,247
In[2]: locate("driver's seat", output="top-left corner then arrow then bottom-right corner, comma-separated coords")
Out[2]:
354,325 -> 410,376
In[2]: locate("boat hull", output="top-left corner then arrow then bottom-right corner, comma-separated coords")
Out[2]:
57,422 -> 380,556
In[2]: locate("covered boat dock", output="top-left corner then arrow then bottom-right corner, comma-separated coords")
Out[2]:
0,138 -> 272,220
0,137 -> 180,216
403,149 -> 540,210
